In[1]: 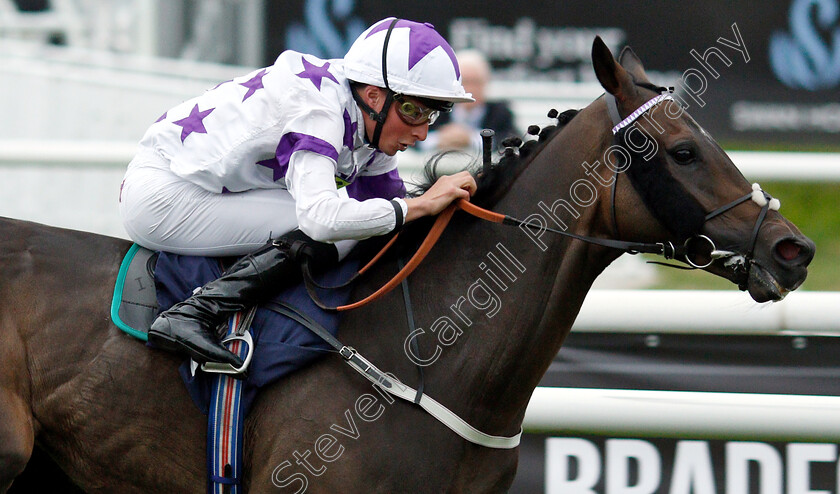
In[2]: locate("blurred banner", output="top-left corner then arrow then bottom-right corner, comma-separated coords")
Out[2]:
510,332 -> 840,493
267,0 -> 840,148
515,434 -> 839,494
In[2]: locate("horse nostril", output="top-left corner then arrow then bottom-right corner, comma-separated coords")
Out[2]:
774,238 -> 814,267
776,240 -> 801,262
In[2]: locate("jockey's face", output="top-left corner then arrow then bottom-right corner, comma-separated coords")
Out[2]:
359,86 -> 429,156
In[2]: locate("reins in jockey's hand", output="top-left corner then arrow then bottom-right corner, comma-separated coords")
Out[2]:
299,194 -> 690,312
301,84 -> 782,310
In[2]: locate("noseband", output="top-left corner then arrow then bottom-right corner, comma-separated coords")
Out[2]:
604,84 -> 780,275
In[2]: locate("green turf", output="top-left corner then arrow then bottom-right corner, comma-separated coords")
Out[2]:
719,140 -> 840,153
646,181 -> 840,292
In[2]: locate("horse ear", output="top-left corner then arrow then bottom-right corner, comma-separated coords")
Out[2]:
618,46 -> 651,83
591,36 -> 633,100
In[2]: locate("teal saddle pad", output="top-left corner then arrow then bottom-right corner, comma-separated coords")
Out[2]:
110,243 -> 159,341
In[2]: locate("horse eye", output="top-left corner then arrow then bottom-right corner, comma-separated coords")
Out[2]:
672,148 -> 695,165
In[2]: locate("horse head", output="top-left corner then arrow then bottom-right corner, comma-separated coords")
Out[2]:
591,36 -> 814,302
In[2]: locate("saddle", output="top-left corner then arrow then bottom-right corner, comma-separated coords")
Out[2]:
110,243 -> 358,409
111,243 -> 364,493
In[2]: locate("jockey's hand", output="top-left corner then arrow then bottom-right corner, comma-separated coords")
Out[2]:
404,171 -> 477,222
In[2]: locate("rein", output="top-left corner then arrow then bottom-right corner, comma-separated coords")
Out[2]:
304,82 -> 781,311
288,81 -> 782,451
302,198 -> 688,312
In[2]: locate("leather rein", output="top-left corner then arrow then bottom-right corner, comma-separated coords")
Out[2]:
302,84 -> 779,311
301,201 -> 695,314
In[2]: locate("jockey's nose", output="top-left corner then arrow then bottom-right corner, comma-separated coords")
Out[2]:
413,123 -> 429,141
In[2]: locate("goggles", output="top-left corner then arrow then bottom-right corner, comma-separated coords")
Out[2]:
393,94 -> 440,126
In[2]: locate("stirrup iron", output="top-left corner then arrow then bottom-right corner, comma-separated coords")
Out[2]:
190,330 -> 255,377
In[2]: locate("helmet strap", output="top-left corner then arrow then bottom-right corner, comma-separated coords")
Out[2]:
370,91 -> 393,149
351,18 -> 399,150
351,86 -> 394,149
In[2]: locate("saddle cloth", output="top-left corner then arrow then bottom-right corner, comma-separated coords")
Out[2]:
111,243 -> 357,415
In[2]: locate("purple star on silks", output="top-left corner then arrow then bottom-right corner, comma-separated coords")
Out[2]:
172,104 -> 215,143
365,19 -> 460,78
296,57 -> 338,91
257,133 -> 339,182
154,111 -> 167,123
257,156 -> 286,182
240,69 -> 267,101
342,109 -> 357,149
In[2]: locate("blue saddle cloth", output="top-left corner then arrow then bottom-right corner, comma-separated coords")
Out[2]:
153,252 -> 357,416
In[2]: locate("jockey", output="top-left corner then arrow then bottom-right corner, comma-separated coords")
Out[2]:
119,18 -> 477,368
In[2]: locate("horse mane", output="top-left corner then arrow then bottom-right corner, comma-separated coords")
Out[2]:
408,108 -> 581,209
349,108 -> 583,265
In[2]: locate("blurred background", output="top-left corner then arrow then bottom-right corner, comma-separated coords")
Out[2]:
2,0 -> 839,291
3,1 -> 840,492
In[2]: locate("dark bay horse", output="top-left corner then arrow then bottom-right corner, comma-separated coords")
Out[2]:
1,38 -> 814,493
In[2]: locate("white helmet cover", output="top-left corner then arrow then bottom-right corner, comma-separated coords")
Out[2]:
344,18 -> 474,103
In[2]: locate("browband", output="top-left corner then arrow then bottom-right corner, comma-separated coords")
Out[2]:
607,93 -> 674,134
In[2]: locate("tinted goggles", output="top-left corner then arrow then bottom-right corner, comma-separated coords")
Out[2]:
393,94 -> 440,126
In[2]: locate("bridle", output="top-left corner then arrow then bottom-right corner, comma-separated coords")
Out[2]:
246,73 -> 795,456
277,82 -> 787,451
604,83 -> 780,275
300,83 -> 781,310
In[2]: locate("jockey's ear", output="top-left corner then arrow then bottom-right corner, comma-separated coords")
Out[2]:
591,36 -> 636,103
360,85 -> 386,110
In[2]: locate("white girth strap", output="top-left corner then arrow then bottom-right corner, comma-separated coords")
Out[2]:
345,350 -> 522,449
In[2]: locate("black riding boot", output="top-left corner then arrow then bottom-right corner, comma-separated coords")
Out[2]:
148,241 -> 307,367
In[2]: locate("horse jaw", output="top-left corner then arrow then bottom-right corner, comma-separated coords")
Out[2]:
706,249 -> 811,303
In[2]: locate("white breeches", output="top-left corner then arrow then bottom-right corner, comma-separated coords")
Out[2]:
119,150 -> 354,257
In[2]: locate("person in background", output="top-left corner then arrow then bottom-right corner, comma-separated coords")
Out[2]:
420,49 -> 518,153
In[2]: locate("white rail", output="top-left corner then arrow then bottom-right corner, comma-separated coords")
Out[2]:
523,387 -> 840,441
523,290 -> 840,440
397,149 -> 840,183
573,289 -> 840,335
1,140 -> 839,183
0,140 -> 139,166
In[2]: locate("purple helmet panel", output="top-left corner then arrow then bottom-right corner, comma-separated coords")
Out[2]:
366,19 -> 460,79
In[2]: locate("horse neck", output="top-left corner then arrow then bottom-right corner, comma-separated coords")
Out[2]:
420,105 -> 623,433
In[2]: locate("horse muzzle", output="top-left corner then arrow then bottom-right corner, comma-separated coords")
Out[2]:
684,231 -> 815,303
746,235 -> 815,303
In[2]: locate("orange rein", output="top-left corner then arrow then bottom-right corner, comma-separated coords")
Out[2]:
334,200 -> 505,311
